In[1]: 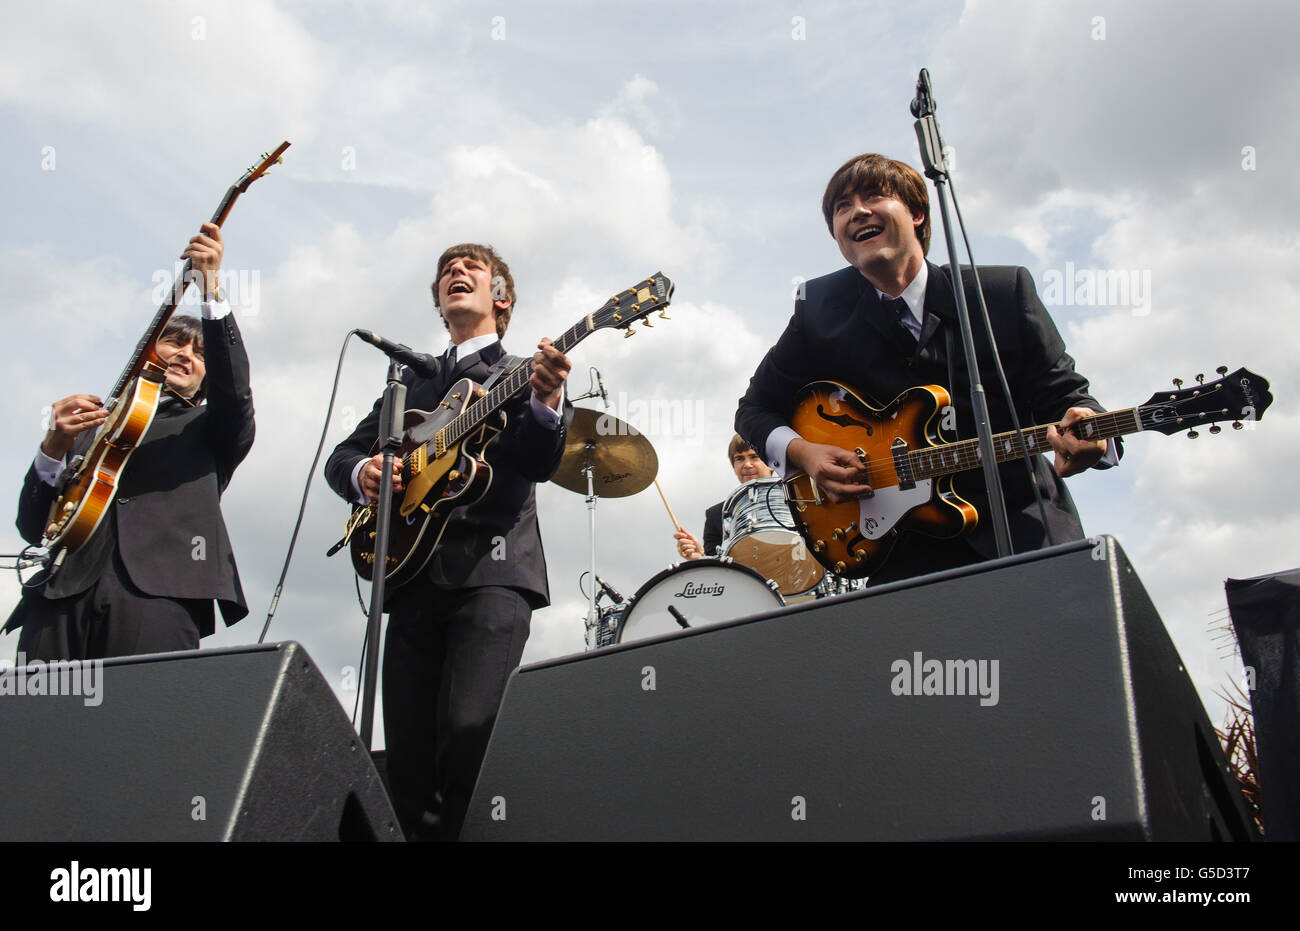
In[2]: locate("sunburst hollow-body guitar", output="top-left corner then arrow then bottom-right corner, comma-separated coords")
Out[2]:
785,366 -> 1273,579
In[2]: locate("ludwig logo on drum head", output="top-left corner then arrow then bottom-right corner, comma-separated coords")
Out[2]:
676,581 -> 724,598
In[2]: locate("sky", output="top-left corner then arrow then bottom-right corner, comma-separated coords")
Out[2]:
1,0 -> 1296,742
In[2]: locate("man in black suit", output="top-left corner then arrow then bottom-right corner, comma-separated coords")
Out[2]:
737,153 -> 1116,584
9,223 -> 255,658
325,243 -> 572,842
675,434 -> 774,560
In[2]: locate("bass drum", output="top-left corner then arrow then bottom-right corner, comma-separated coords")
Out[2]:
614,558 -> 784,645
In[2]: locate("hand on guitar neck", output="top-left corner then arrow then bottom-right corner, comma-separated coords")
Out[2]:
181,221 -> 224,295
1048,406 -> 1108,477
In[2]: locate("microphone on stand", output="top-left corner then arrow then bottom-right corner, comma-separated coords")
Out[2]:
353,330 -> 439,378
596,369 -> 610,409
595,575 -> 624,604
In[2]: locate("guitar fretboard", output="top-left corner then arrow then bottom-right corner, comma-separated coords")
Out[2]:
441,318 -> 593,450
905,409 -> 1142,481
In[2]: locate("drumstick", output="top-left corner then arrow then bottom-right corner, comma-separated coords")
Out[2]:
653,479 -> 683,532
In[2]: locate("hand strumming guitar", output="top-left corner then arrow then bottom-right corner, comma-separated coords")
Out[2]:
41,395 -> 110,461
785,436 -> 873,504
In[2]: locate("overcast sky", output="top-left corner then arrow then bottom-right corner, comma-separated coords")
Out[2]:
2,0 -> 1295,740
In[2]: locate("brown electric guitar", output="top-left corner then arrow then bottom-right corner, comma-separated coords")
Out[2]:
342,273 -> 675,589
785,366 -> 1273,579
42,142 -> 290,570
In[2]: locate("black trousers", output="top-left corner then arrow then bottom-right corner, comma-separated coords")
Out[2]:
382,584 -> 531,842
16,551 -> 206,662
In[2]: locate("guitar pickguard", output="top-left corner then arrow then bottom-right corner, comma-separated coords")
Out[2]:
857,479 -> 934,540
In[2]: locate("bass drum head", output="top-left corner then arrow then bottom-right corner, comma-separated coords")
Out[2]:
614,558 -> 784,645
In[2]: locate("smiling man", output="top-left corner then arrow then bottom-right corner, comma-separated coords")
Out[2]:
9,222 -> 255,659
325,242 -> 573,842
675,434 -> 774,560
736,153 -> 1117,585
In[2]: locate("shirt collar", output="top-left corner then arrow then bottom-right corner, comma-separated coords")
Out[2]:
448,332 -> 500,361
875,262 -> 928,327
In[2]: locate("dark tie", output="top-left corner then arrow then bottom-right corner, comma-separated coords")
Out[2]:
882,296 -> 917,353
436,345 -> 457,395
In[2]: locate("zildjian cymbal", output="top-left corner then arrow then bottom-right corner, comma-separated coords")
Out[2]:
551,407 -> 658,498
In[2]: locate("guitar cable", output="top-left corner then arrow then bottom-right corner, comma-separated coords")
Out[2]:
257,331 -> 361,644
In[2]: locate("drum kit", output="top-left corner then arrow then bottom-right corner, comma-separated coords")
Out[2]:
549,404 -> 865,650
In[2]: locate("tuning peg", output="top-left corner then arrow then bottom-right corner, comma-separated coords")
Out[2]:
1172,377 -> 1183,388
1187,428 -> 1199,439
658,309 -> 670,320
1232,421 -> 1243,430
623,328 -> 636,339
1209,424 -> 1222,434
1216,365 -> 1228,376
642,318 -> 653,328
1196,373 -> 1205,385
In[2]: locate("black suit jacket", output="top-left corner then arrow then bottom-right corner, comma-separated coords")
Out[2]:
736,262 -> 1117,560
324,341 -> 571,609
10,313 -> 255,635
702,501 -> 724,556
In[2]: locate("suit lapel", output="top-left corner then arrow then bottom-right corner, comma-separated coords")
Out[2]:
918,261 -> 955,351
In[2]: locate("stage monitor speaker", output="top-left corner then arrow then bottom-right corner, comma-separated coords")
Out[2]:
462,536 -> 1256,841
0,641 -> 400,841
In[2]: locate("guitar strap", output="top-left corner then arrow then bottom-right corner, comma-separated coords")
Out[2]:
481,353 -> 525,391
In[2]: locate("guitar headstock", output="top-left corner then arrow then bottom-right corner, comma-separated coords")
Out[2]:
236,141 -> 291,193
1138,366 -> 1273,437
590,273 -> 675,338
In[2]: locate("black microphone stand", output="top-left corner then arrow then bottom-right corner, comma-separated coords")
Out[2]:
911,69 -> 1013,558
359,358 -> 406,749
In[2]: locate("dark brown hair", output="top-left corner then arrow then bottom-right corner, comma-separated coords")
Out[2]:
727,433 -> 757,463
821,153 -> 931,255
431,243 -> 516,339
160,314 -> 203,353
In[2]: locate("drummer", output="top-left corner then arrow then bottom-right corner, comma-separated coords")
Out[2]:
675,435 -> 774,560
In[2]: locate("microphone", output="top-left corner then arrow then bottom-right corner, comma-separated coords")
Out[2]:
595,575 -> 624,604
354,330 -> 438,378
596,369 -> 610,409
910,68 -> 935,118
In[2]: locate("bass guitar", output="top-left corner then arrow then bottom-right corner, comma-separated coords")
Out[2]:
43,142 -> 290,570
344,273 -> 675,588
784,366 -> 1273,579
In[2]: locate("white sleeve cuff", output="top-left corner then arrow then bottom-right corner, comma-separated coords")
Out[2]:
765,426 -> 799,479
201,298 -> 232,321
34,448 -> 66,486
1095,437 -> 1120,470
529,390 -> 564,429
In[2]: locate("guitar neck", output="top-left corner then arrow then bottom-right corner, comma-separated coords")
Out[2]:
440,318 -> 593,451
108,184 -> 246,402
908,407 -> 1142,481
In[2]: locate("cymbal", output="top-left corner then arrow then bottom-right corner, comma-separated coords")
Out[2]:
552,408 -> 658,497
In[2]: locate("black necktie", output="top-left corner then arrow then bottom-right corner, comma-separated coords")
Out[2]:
436,345 -> 457,396
882,296 -> 917,353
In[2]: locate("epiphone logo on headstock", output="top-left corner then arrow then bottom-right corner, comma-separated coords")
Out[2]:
1239,376 -> 1258,416
676,581 -> 725,598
